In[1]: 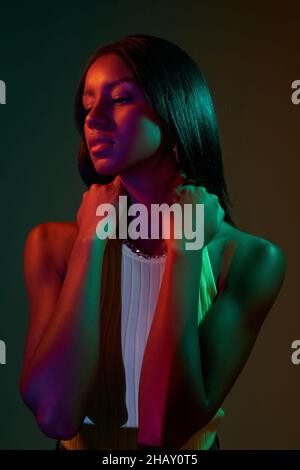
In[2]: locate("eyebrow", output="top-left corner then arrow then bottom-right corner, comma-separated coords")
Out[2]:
83,77 -> 138,97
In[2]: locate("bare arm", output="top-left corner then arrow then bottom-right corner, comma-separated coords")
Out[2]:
137,246 -> 207,449
20,224 -> 107,439
198,240 -> 286,415
137,239 -> 286,449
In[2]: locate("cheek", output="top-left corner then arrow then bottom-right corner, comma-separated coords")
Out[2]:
126,115 -> 162,159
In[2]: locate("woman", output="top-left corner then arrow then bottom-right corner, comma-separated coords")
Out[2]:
20,34 -> 286,450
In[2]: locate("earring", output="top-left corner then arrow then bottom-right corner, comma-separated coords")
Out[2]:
173,142 -> 179,163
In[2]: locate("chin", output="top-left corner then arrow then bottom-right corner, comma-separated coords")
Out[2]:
94,155 -> 135,174
93,160 -> 123,176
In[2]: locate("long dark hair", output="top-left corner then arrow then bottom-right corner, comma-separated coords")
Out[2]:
74,33 -> 236,226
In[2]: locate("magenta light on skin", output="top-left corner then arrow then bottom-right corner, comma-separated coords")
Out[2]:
91,142 -> 114,155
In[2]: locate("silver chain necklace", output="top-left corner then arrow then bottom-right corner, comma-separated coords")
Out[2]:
121,238 -> 167,259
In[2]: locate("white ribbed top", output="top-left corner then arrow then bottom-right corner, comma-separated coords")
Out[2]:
83,242 -> 167,428
120,243 -> 167,428
66,240 -> 225,450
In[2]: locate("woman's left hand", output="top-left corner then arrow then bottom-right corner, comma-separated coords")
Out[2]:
163,172 -> 225,253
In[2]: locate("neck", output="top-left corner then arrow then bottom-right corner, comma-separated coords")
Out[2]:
119,152 -> 178,209
117,152 -> 180,254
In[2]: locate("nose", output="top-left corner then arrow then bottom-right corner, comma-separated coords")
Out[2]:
85,104 -> 111,132
86,115 -> 110,133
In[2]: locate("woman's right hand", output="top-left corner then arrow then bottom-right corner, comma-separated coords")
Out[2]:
76,178 -> 123,242
169,172 -> 225,252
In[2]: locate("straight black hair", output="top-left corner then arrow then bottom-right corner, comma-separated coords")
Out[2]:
74,33 -> 236,226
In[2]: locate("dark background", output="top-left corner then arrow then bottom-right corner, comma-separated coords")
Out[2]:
0,0 -> 299,449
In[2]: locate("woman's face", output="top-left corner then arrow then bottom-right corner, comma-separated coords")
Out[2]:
83,53 -> 167,175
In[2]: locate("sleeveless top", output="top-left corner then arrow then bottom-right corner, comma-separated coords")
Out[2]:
60,239 -> 225,450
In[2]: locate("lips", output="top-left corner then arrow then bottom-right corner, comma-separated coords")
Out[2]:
89,135 -> 115,155
89,136 -> 115,148
91,142 -> 113,153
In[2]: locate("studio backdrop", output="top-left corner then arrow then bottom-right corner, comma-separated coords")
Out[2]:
0,0 -> 298,450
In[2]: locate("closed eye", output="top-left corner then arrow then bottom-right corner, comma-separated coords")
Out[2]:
83,96 -> 132,115
113,96 -> 132,104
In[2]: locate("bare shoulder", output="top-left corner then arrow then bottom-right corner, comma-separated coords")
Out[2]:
24,222 -> 79,278
212,221 -> 286,310
217,221 -> 286,268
